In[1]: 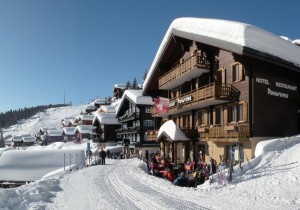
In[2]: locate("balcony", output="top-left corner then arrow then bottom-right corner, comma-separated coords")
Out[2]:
116,126 -> 141,134
118,112 -> 140,122
158,53 -> 210,90
200,123 -> 250,142
153,83 -> 236,117
145,130 -> 159,141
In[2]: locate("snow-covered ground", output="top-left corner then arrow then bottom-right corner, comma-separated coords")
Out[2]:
0,105 -> 300,210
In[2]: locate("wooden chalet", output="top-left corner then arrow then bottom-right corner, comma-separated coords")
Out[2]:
143,18 -> 300,165
61,127 -> 76,142
92,113 -> 120,142
115,90 -> 160,154
74,114 -> 94,125
113,84 -> 127,99
74,125 -> 97,142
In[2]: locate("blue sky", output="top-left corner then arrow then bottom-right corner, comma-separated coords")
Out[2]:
0,0 -> 299,113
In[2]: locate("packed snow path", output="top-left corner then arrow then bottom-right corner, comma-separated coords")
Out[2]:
47,159 -> 210,210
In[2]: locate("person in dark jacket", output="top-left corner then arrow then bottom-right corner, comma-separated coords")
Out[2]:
173,172 -> 189,187
99,149 -> 107,165
145,150 -> 150,172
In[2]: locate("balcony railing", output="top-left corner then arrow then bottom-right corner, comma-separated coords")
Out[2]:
153,83 -> 235,116
145,130 -> 159,141
118,112 -> 140,122
116,126 -> 141,134
199,123 -> 250,141
158,53 -> 210,90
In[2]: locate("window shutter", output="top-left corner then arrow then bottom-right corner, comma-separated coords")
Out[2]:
222,68 -> 226,84
224,107 -> 228,125
204,110 -> 208,125
239,63 -> 244,81
213,109 -> 216,125
243,101 -> 248,122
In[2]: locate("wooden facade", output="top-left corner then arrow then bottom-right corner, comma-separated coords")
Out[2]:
116,95 -> 159,152
144,33 -> 300,164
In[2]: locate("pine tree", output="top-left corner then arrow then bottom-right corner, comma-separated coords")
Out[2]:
142,69 -> 148,85
126,81 -> 131,89
132,77 -> 138,89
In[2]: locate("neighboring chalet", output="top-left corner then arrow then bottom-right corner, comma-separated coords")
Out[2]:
143,18 -> 300,165
45,129 -> 64,144
94,98 -> 110,108
74,125 -> 97,142
11,134 -> 35,147
96,105 -> 116,114
62,127 -> 76,141
115,90 -> 159,154
92,113 -> 120,142
84,105 -> 97,114
113,84 -> 127,99
61,117 -> 76,127
74,114 -> 95,125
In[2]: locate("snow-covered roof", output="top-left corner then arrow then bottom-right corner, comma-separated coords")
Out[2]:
94,98 -> 108,105
22,136 -> 36,143
157,120 -> 190,142
92,113 -> 120,125
143,17 -> 300,90
62,127 -> 76,135
12,134 -> 32,142
115,90 -> 153,116
47,129 -> 62,136
114,84 -> 127,90
96,105 -> 116,114
12,135 -> 22,142
76,114 -> 95,121
74,125 -> 96,134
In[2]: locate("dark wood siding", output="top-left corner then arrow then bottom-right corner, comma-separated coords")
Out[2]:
252,60 -> 299,137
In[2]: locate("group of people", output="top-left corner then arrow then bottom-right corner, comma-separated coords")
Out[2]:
143,149 -> 231,187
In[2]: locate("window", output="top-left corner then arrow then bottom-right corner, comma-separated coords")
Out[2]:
216,108 -> 223,125
143,120 -> 153,127
228,104 -> 244,123
232,63 -> 244,82
197,111 -> 206,126
228,106 -> 236,123
217,68 -> 226,84
145,106 -> 152,113
135,120 -> 140,127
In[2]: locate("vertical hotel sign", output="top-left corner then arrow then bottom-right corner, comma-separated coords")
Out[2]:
255,74 -> 298,100
153,97 -> 169,113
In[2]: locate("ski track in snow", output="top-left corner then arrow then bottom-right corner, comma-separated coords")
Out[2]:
47,159 -> 210,210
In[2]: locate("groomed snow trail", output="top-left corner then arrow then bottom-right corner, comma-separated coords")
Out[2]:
46,158 -> 210,210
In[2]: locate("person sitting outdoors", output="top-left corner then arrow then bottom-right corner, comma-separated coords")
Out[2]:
173,172 -> 189,187
162,166 -> 176,182
185,158 -> 195,174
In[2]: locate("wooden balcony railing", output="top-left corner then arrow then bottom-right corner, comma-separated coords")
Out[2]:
200,123 -> 250,140
118,112 -> 140,122
145,130 -> 159,141
158,53 -> 210,89
169,83 -> 232,111
153,83 -> 234,116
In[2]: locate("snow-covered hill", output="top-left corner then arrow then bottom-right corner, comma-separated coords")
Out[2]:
2,105 -> 84,140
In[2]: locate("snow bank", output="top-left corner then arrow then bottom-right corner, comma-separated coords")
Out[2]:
0,149 -> 85,182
